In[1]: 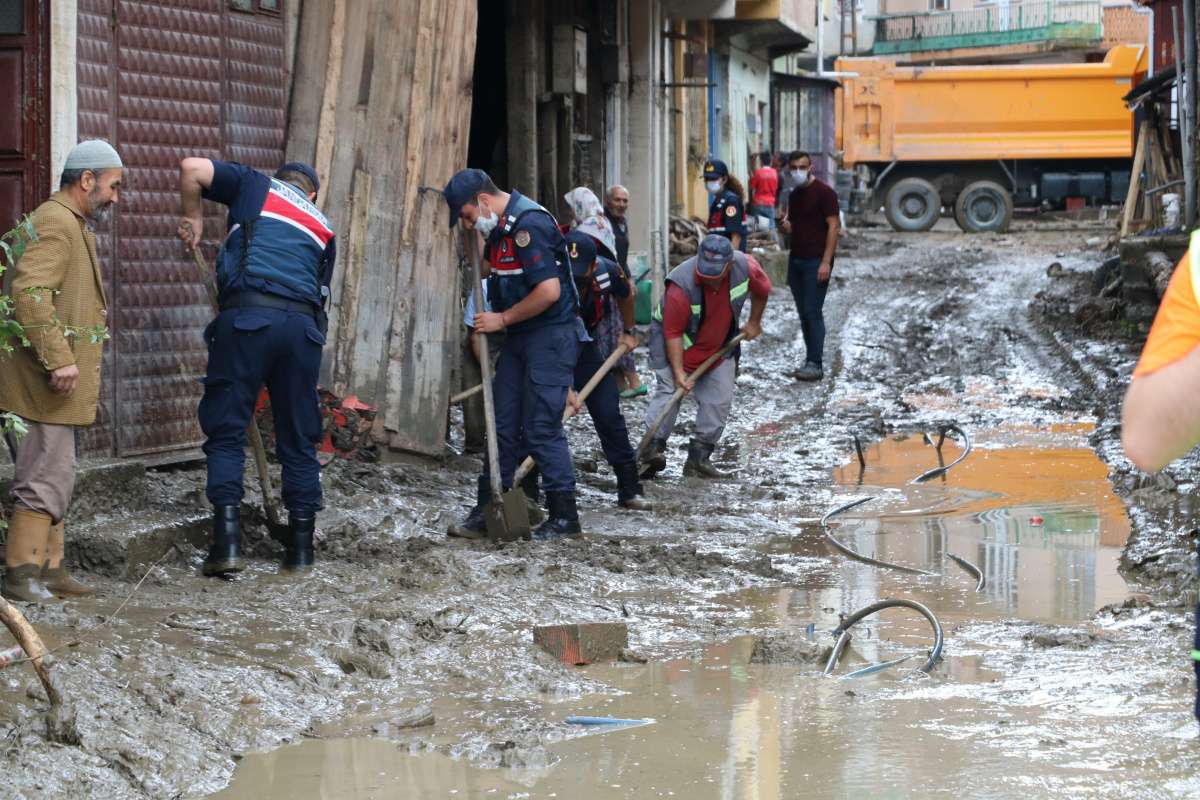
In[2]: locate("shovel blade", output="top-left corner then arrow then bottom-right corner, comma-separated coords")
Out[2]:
486,489 -> 531,541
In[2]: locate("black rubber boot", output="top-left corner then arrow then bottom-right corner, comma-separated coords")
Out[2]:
448,477 -> 490,540
520,466 -> 547,524
202,505 -> 244,577
614,461 -> 653,510
532,491 -> 582,541
639,438 -> 669,480
282,512 -> 315,572
683,438 -> 729,479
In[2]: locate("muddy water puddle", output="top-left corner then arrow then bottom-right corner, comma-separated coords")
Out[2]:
212,426 -> 1200,799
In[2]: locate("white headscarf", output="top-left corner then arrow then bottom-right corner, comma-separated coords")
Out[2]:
564,186 -> 617,260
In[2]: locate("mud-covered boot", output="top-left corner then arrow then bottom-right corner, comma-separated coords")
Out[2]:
202,505 -> 244,577
282,512 -> 315,572
639,438 -> 669,480
1,508 -> 55,603
683,438 -> 729,479
532,491 -> 582,541
614,461 -> 653,511
41,519 -> 94,597
520,466 -> 547,525
448,477 -> 490,540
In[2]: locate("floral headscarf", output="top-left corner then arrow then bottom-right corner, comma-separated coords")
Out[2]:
564,186 -> 617,260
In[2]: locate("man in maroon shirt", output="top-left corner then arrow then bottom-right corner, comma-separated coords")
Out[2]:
781,151 -> 839,381
641,235 -> 771,479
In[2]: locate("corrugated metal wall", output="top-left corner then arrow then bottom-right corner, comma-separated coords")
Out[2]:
76,0 -> 285,458
772,75 -> 836,182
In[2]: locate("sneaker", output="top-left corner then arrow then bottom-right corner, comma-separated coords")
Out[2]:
793,362 -> 824,382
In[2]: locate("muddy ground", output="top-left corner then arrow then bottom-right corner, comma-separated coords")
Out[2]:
1,220 -> 1198,799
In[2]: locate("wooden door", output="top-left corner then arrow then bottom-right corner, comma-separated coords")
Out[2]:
0,0 -> 48,232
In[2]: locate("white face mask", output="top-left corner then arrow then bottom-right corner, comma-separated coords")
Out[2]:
705,180 -> 723,194
792,169 -> 809,183
474,209 -> 499,237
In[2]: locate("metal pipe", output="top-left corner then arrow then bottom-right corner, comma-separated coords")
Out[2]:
1174,7 -> 1194,230
1185,0 -> 1197,228
817,0 -> 858,79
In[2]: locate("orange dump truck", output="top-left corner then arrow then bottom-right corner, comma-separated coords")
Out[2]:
834,45 -> 1149,232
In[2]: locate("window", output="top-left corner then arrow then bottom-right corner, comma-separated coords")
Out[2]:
0,0 -> 22,35
930,0 -> 948,10
229,0 -> 281,14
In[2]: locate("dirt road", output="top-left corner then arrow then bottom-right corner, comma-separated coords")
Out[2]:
2,224 -> 1198,799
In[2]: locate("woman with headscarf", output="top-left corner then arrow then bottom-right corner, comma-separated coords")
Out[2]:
563,187 -> 643,395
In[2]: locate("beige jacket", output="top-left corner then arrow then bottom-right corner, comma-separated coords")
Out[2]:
0,192 -> 108,425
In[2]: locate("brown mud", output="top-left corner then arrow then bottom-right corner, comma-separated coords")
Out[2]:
2,221 -> 1199,799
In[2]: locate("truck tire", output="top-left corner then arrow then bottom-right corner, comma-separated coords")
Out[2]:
954,181 -> 1013,233
884,178 -> 941,232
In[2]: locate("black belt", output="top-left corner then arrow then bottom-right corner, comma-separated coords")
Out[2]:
220,290 -> 316,318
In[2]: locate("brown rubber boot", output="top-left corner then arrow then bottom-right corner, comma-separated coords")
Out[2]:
42,519 -> 94,597
2,508 -> 56,603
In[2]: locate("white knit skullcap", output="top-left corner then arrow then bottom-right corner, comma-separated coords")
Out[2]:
63,140 -> 124,171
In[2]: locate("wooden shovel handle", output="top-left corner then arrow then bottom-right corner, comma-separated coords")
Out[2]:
635,332 -> 747,460
511,340 -> 632,486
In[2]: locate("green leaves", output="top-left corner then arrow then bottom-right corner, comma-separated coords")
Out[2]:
0,215 -> 108,355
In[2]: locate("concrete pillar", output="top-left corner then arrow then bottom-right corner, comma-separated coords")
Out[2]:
627,0 -> 668,306
50,0 -> 77,175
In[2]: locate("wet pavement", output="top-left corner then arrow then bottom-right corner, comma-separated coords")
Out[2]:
3,225 -> 1199,799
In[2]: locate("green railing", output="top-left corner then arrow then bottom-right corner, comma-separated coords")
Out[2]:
872,0 -> 1102,56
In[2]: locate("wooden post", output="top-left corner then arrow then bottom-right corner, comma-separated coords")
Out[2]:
1121,121 -> 1150,239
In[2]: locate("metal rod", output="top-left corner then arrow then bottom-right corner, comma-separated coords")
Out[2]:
1173,7 -> 1194,229
853,435 -> 866,469
1185,0 -> 1197,227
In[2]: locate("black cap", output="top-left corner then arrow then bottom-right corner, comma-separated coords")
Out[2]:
565,230 -> 599,278
703,159 -> 729,180
275,162 -> 320,192
444,168 -> 491,229
697,234 -> 734,277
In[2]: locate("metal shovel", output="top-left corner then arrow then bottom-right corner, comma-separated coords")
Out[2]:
462,228 -> 531,541
511,340 -> 633,486
635,332 -> 747,463
184,224 -> 291,545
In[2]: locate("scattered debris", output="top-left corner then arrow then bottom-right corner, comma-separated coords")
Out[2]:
533,622 -> 629,666
823,599 -> 944,676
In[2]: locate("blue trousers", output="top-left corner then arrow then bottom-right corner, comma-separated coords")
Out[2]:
486,322 -> 579,493
574,339 -> 636,468
199,307 -> 325,513
788,255 -> 829,367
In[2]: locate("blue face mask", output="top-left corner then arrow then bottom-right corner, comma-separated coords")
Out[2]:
706,180 -> 723,195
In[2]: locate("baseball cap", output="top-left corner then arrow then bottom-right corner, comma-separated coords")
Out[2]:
275,162 -> 320,192
697,234 -> 734,277
444,168 -> 491,229
703,159 -> 729,180
565,230 -> 599,278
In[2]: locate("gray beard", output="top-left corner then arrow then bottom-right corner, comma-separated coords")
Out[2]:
88,202 -> 112,224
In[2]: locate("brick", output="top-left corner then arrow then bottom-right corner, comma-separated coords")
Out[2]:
533,622 -> 629,666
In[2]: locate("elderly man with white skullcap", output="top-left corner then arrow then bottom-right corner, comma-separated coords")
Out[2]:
0,139 -> 123,602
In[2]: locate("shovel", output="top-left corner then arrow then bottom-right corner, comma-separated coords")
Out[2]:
635,332 -> 747,463
183,224 -> 291,545
511,340 -> 633,486
462,228 -> 531,541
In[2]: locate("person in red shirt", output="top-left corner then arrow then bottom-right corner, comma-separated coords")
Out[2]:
641,235 -> 771,479
748,151 -> 779,230
1121,240 -> 1200,727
